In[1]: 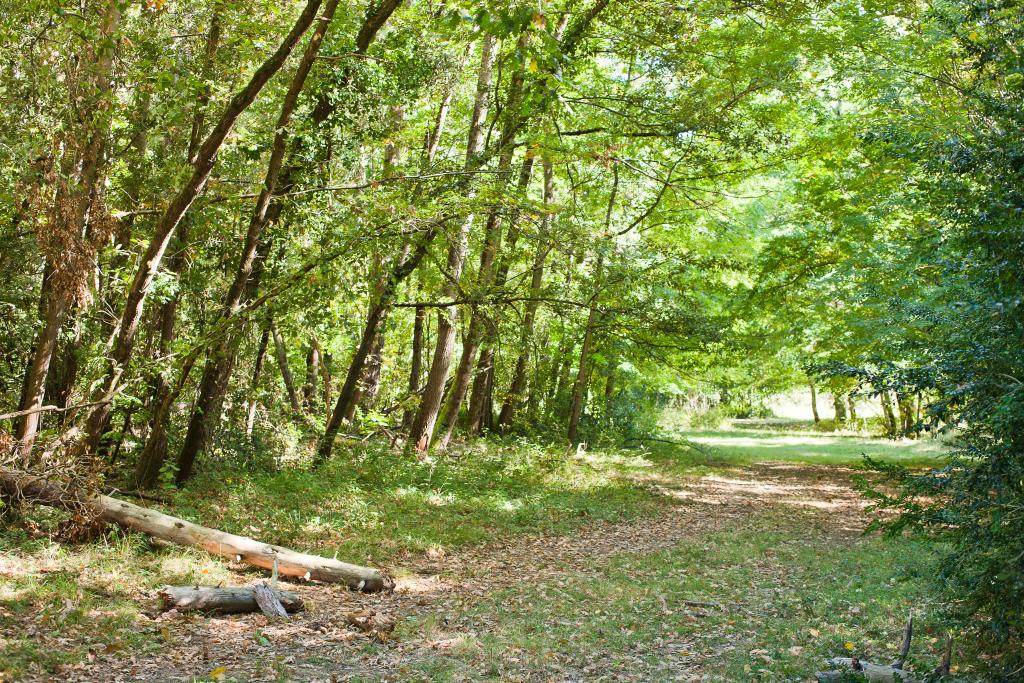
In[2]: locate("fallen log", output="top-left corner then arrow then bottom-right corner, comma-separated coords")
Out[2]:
0,468 -> 390,591
816,657 -> 920,683
814,616 -> 953,683
159,586 -> 303,614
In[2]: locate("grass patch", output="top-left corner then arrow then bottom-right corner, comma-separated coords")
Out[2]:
391,518 -> 951,682
670,429 -> 947,469
164,438 -> 667,567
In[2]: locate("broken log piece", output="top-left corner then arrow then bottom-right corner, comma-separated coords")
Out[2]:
817,658 -> 921,683
0,468 -> 390,591
159,586 -> 302,614
253,583 -> 290,618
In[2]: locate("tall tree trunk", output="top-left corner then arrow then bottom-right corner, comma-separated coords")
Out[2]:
497,158 -> 553,429
567,301 -> 599,445
173,0 -> 404,475
436,34 -> 532,449
897,392 -> 914,438
847,395 -> 857,421
832,393 -> 847,424
82,0 -> 327,453
880,389 -> 898,438
246,326 -> 271,439
568,166 -> 618,445
271,318 -> 301,413
402,299 -> 426,431
132,13 -> 223,477
17,0 -> 121,460
303,340 -> 321,410
809,381 -> 820,423
467,155 -> 536,434
407,35 -> 498,454
171,0 -> 346,478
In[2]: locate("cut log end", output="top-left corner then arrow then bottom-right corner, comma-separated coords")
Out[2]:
253,584 -> 289,618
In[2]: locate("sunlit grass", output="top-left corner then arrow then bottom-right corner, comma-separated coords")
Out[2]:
670,429 -> 947,469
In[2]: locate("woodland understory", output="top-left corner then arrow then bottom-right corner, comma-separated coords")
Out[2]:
1,0 -> 1022,680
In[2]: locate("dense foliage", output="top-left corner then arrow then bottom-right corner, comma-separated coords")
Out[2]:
0,0 -> 1020,672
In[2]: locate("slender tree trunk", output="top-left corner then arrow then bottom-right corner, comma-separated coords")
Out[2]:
408,35 -> 498,454
402,300 -> 426,430
303,340 -> 321,410
809,381 -> 820,423
17,0 -> 121,460
171,0 -> 345,477
568,166 -> 618,444
880,389 -> 898,438
271,319 -> 301,413
497,159 -> 553,429
131,13 -> 223,476
246,326 -> 270,439
82,0 -> 327,452
468,155 -> 536,434
436,34 -> 532,449
832,393 -> 847,424
567,303 -> 599,445
847,395 -> 857,421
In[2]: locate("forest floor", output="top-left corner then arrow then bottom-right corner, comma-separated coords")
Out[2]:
1,428 -> 956,682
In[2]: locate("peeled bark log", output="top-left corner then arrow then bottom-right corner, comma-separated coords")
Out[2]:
0,469 -> 389,591
159,585 -> 302,615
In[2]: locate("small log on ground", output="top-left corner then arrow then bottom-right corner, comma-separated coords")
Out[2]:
159,586 -> 302,614
1,468 -> 390,591
816,658 -> 921,683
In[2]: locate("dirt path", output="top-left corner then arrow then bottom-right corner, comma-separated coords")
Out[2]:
58,464 -> 872,682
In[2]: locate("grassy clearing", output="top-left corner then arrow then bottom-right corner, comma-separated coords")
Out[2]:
671,428 -> 947,469
1,439 -> 664,679
1,430 -> 949,680
389,518 -> 948,682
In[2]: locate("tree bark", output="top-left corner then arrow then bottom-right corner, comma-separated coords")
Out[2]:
0,468 -> 389,590
17,0 -> 121,459
408,35 -> 498,454
809,381 -> 820,423
82,0 -> 327,452
271,318 -> 302,413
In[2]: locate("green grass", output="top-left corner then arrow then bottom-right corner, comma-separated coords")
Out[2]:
1,438 -> 665,679
170,438 -> 665,567
670,429 -> 947,469
388,520 -> 949,682
0,429 -> 952,680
